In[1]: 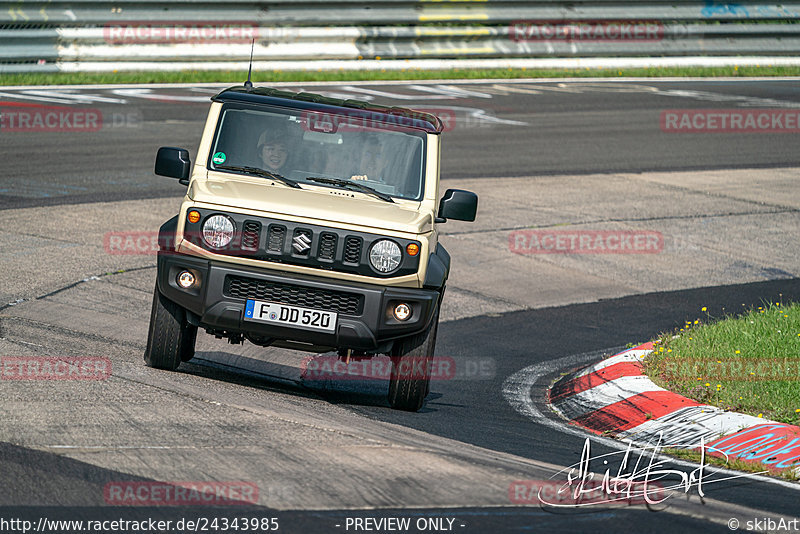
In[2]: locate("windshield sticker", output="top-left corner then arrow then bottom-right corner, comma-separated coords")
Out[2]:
212,152 -> 226,164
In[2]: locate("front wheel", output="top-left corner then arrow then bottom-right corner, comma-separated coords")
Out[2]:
143,284 -> 196,370
387,305 -> 439,412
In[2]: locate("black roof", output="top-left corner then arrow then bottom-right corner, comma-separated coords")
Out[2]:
212,85 -> 444,134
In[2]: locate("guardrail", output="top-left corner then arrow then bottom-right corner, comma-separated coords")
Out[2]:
2,1 -> 800,73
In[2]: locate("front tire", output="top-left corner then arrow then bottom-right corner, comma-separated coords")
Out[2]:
388,305 -> 439,412
144,284 -> 196,370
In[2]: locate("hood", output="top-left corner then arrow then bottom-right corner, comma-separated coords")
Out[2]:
189,175 -> 432,235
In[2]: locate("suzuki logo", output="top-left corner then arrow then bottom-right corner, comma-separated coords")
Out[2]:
292,232 -> 312,254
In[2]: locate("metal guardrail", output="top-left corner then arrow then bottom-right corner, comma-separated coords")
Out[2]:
1,1 -> 799,73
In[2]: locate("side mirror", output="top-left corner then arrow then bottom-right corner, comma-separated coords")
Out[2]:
436,189 -> 478,222
155,147 -> 191,185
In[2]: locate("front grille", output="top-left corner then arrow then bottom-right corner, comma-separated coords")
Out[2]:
241,221 -> 261,251
344,236 -> 362,264
318,233 -> 337,261
184,208 -> 420,277
225,275 -> 363,315
267,225 -> 286,252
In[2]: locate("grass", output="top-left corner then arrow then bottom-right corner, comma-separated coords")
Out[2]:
2,64 -> 800,86
644,301 -> 800,424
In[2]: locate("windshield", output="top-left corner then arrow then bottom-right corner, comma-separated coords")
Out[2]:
208,104 -> 427,201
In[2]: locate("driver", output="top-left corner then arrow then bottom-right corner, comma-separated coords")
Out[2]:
350,136 -> 386,182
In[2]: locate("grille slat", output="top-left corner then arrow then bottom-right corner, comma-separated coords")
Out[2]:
226,275 -> 362,315
267,225 -> 286,253
318,233 -> 337,261
344,236 -> 362,264
241,221 -> 261,251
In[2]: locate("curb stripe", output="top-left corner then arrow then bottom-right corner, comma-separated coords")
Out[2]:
573,391 -> 703,433
551,375 -> 665,420
549,361 -> 644,403
548,343 -> 800,474
573,344 -> 653,378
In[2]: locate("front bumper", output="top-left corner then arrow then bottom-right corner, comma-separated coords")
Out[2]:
157,252 -> 440,351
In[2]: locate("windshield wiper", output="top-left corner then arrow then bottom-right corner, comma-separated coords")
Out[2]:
305,177 -> 394,203
215,165 -> 301,189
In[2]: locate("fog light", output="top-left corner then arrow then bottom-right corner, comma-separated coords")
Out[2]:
177,270 -> 196,289
393,303 -> 412,321
187,210 -> 201,224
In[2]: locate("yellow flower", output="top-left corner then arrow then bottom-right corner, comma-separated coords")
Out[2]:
796,409 -> 800,413
716,384 -> 721,388
704,383 -> 710,387
758,413 -> 763,418
735,350 -> 740,354
667,349 -> 672,353
701,307 -> 707,312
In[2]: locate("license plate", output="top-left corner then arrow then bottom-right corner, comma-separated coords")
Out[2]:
244,300 -> 337,333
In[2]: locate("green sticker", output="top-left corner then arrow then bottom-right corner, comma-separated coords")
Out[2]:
212,152 -> 227,164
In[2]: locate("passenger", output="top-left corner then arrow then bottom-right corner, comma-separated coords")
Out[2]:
256,128 -> 290,174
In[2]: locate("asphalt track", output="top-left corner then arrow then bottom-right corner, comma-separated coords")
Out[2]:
1,79 -> 800,209
1,79 -> 800,533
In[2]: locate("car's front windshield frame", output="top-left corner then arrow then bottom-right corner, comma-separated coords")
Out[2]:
207,102 -> 428,202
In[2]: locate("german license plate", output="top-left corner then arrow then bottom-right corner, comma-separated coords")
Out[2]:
244,300 -> 336,332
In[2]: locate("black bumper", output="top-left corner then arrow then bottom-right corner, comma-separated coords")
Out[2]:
157,252 -> 441,351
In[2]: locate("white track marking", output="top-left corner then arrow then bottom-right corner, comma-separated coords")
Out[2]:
19,90 -> 127,104
110,88 -> 211,102
0,90 -> 79,104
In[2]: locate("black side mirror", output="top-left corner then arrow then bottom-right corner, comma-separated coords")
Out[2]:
436,189 -> 478,222
155,147 -> 191,185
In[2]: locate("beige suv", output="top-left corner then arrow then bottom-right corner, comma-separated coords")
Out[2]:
144,84 -> 478,411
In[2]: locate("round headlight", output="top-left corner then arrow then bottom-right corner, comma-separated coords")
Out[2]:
202,215 -> 234,249
369,240 -> 402,273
